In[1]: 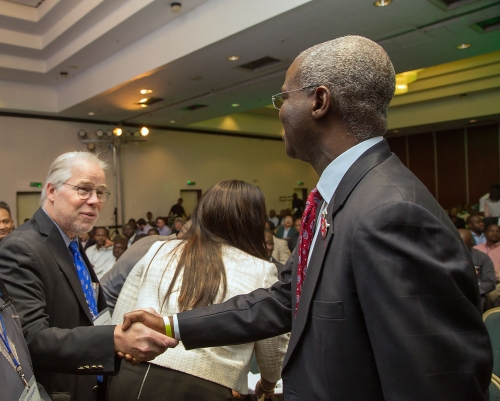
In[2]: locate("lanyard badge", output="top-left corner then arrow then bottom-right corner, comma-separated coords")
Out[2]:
0,314 -> 29,387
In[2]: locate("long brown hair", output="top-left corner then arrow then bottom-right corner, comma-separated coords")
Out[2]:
161,180 -> 268,312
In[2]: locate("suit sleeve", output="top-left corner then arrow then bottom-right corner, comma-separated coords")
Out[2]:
0,238 -> 117,375
352,201 -> 492,400
178,256 -> 294,350
478,252 -> 496,296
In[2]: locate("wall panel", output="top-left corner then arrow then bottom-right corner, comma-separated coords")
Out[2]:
386,136 -> 407,167
408,133 -> 436,198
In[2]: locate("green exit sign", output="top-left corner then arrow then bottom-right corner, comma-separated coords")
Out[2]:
187,180 -> 196,186
30,182 -> 42,188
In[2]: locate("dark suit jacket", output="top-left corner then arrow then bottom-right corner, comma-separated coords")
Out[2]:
177,140 -> 492,400
275,225 -> 298,240
0,208 -> 117,401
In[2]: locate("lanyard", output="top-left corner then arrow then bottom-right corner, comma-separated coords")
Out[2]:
0,280 -> 29,388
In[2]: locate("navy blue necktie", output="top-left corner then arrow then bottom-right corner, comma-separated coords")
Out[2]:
68,241 -> 98,320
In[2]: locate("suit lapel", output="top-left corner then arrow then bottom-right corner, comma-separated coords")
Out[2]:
282,139 -> 393,369
34,208 -> 95,323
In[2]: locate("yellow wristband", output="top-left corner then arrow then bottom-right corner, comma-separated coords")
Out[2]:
165,321 -> 173,338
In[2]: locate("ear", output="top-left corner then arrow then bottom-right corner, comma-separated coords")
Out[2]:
312,86 -> 331,120
46,183 -> 57,202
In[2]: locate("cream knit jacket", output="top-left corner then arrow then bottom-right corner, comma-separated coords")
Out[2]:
112,240 -> 288,394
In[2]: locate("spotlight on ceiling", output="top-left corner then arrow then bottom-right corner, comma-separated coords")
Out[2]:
171,2 -> 182,13
96,130 -> 104,137
140,127 -> 149,136
106,130 -> 113,137
124,131 -> 132,138
77,129 -> 87,138
113,127 -> 123,136
87,143 -> 96,151
140,89 -> 153,94
457,43 -> 471,50
374,0 -> 392,6
227,55 -> 240,61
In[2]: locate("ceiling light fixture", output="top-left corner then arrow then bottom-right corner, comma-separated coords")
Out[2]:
140,89 -> 153,94
96,130 -> 104,137
87,112 -> 95,116
169,120 -> 176,123
138,98 -> 148,103
113,128 -> 123,136
469,119 -> 477,123
140,104 -> 148,108
227,55 -> 240,61
77,130 -> 87,138
140,127 -> 149,136
457,43 -> 471,49
171,2 -> 182,13
106,130 -> 113,137
374,0 -> 392,6
232,103 -> 240,107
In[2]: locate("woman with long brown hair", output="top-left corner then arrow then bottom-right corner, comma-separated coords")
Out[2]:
110,180 -> 288,401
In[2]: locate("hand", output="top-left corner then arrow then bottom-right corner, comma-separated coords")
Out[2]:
231,390 -> 242,399
255,379 -> 275,399
113,323 -> 177,363
104,238 -> 114,248
122,309 -> 166,335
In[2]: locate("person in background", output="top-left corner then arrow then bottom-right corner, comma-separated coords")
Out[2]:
172,217 -> 185,235
265,229 -> 284,276
113,237 -> 128,261
291,193 -> 304,218
156,216 -> 172,236
0,201 -> 15,242
169,198 -> 186,219
146,211 -> 154,226
275,215 -> 297,241
147,228 -> 159,236
123,223 -> 136,247
484,185 -> 500,228
0,151 -> 174,401
468,215 -> 486,245
268,209 -> 279,228
110,181 -> 288,401
288,217 -> 302,252
78,230 -> 96,250
85,226 -> 116,279
449,207 -> 466,229
458,229 -> 496,312
475,224 -> 500,281
267,221 -> 290,265
136,218 -> 152,235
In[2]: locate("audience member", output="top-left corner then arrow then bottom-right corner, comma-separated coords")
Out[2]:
136,218 -> 152,235
288,217 -> 302,252
468,215 -> 486,245
266,222 -> 290,264
111,180 -> 287,401
458,229 -> 496,312
276,214 -> 297,240
0,275 -> 51,400
123,223 -> 136,247
78,230 -> 96,250
127,218 -> 137,233
475,224 -> 500,280
291,193 -> 305,218
172,217 -> 185,235
449,207 -> 465,229
0,201 -> 15,242
268,209 -> 279,228
132,233 -> 147,244
265,229 -> 285,276
123,36 -> 492,400
147,228 -> 159,235
0,151 -> 173,401
156,216 -> 172,236
480,192 -> 490,215
113,237 -> 128,261
146,211 -> 154,226
277,209 -> 286,226
169,198 -> 186,218
485,184 -> 500,218
86,226 -> 116,279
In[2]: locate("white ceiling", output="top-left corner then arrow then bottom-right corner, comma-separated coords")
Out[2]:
0,0 -> 499,133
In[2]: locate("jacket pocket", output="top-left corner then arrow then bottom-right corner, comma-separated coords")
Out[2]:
311,300 -> 344,319
287,390 -> 299,400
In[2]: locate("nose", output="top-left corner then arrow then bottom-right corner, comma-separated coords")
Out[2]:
86,190 -> 100,205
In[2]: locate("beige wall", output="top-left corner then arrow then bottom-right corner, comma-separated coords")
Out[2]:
0,116 -> 317,227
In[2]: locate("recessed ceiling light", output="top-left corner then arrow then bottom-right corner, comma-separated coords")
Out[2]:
138,98 -> 148,103
171,2 -> 182,13
457,43 -> 471,50
228,55 -> 240,61
396,84 -> 407,90
170,120 -> 176,123
87,112 -> 95,116
140,104 -> 148,108
469,119 -> 477,123
232,103 -> 240,107
140,89 -> 153,94
374,0 -> 392,6
113,127 -> 123,136
140,127 -> 149,136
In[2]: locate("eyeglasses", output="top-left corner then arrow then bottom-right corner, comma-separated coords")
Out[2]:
63,183 -> 111,203
271,84 -> 319,110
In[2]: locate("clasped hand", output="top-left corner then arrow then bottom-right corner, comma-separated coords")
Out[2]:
114,308 -> 178,365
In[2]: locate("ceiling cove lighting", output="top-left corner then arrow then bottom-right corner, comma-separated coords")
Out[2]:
140,89 -> 153,94
457,43 -> 471,50
140,127 -> 149,136
227,55 -> 240,61
374,0 -> 392,6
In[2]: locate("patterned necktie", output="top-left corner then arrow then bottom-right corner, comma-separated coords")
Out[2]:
295,187 -> 323,316
68,241 -> 98,320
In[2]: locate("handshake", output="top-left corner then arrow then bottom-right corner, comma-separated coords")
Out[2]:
113,309 -> 177,365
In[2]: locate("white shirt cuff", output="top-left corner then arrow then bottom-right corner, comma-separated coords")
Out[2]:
163,315 -> 181,340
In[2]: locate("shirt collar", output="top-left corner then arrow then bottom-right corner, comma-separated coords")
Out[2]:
41,207 -> 75,248
316,136 -> 384,203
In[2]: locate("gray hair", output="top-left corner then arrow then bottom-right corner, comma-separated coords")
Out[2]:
297,35 -> 395,141
40,152 -> 108,205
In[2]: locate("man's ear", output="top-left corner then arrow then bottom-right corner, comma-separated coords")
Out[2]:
46,183 -> 57,202
312,86 -> 331,120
